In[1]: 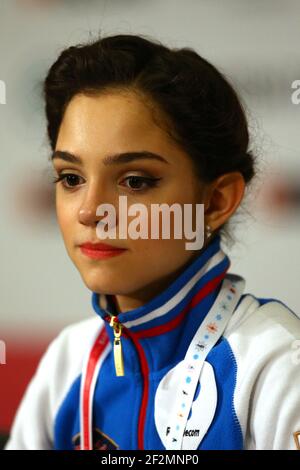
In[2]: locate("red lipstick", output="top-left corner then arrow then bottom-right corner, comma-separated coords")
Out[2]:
79,242 -> 127,260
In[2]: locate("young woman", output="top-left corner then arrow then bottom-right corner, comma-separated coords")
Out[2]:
5,34 -> 300,451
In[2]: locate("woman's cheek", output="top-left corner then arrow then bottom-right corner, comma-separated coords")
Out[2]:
56,199 -> 76,243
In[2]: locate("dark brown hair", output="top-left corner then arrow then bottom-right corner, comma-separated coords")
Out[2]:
43,33 -> 257,244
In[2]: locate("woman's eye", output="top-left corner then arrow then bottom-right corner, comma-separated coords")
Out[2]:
120,175 -> 161,192
52,173 -> 83,189
52,173 -> 161,192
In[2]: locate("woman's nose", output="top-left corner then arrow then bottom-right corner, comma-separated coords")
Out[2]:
78,187 -> 117,228
78,183 -> 103,225
78,206 -> 99,225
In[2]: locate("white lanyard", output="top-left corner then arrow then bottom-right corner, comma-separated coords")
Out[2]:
165,273 -> 245,450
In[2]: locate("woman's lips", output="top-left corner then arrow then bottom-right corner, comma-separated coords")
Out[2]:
79,242 -> 127,260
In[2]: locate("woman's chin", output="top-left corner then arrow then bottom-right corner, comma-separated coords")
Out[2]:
77,268 -> 126,295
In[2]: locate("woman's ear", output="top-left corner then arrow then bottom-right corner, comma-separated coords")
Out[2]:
203,172 -> 246,232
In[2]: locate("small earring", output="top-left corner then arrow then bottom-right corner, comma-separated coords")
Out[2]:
206,224 -> 212,239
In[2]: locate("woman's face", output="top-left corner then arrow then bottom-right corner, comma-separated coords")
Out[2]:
52,90 -> 209,311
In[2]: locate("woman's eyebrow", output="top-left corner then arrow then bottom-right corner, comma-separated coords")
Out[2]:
51,150 -> 170,165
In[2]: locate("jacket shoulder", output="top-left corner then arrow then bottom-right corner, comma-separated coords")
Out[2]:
223,295 -> 300,449
224,293 -> 300,344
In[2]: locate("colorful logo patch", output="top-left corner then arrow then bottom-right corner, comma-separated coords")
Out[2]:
72,428 -> 119,450
293,431 -> 300,450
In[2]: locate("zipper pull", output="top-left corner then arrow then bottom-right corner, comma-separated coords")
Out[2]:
109,316 -> 125,377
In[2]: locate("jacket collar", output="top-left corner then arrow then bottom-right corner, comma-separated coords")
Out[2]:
91,234 -> 231,336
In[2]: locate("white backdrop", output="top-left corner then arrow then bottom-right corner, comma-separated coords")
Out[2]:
0,0 -> 299,341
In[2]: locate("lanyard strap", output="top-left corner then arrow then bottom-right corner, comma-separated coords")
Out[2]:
165,274 -> 245,450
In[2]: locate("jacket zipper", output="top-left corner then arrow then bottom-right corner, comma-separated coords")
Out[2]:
107,314 -> 149,449
109,315 -> 125,376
